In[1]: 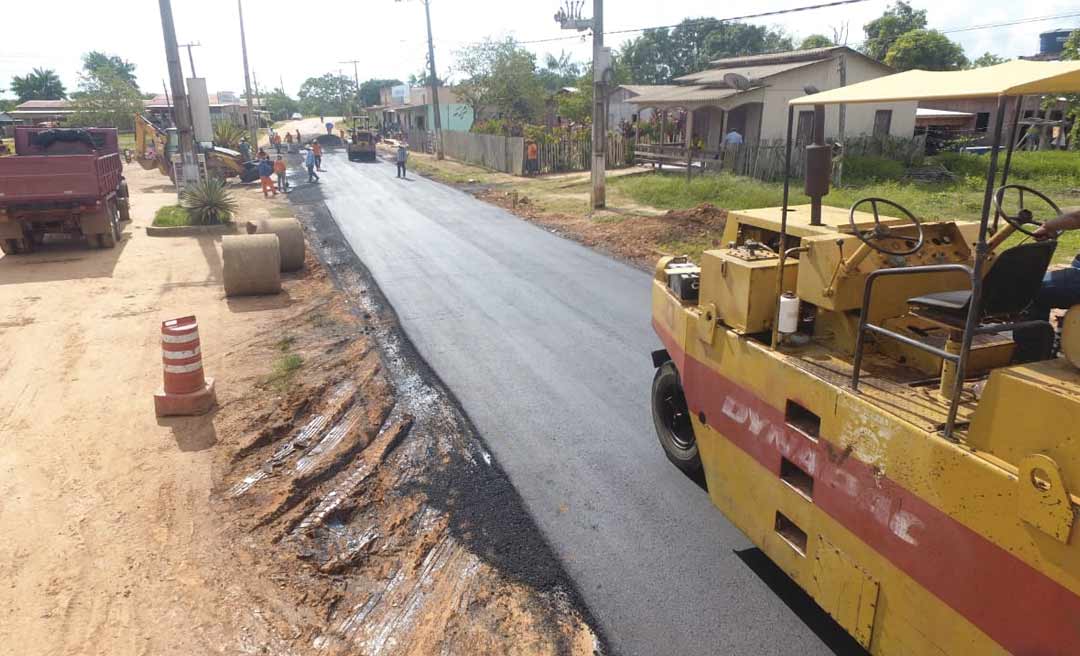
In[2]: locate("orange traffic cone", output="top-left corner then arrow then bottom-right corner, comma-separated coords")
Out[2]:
154,315 -> 216,416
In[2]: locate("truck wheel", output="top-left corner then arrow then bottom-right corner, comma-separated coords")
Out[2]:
98,201 -> 120,249
118,198 -> 131,222
651,361 -> 701,473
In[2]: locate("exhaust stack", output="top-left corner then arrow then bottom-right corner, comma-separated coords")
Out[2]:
804,105 -> 830,226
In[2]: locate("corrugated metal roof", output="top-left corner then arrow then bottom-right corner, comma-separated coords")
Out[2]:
708,46 -> 843,67
624,85 -> 739,105
15,100 -> 70,110
675,59 -> 826,85
794,60 -> 1080,105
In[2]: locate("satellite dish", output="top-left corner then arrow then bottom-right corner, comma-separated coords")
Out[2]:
723,72 -> 753,91
803,85 -> 821,95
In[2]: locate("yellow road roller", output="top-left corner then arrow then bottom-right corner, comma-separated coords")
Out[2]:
650,61 -> 1080,655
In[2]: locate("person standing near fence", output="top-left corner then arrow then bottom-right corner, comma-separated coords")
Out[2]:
723,129 -> 744,146
395,143 -> 408,178
526,140 -> 539,176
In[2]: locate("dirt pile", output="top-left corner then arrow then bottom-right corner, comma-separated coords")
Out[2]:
214,251 -> 600,655
476,189 -> 728,268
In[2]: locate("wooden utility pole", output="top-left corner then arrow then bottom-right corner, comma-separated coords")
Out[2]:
158,0 -> 200,189
238,0 -> 258,147
423,0 -> 444,159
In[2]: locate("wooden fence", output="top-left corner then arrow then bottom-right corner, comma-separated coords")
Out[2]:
635,134 -> 927,183
405,129 -> 633,177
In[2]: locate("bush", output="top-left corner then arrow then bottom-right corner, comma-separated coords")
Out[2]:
931,150 -> 1080,183
180,178 -> 237,225
213,121 -> 246,149
152,205 -> 190,227
842,155 -> 906,183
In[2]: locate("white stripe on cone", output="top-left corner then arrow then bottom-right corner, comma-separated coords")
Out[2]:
162,346 -> 201,360
164,362 -> 204,374
161,332 -> 199,344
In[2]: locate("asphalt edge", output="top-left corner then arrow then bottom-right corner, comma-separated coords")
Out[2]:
284,154 -> 612,654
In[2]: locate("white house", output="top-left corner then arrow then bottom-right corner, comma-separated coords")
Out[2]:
624,46 -> 916,149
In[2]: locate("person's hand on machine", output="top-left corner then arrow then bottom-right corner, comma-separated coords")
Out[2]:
1033,209 -> 1080,241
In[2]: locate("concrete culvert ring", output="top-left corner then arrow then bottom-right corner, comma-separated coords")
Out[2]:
222,234 -> 281,296
248,218 -> 305,272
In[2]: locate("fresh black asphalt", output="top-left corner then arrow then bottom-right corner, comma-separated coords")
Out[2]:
303,149 -> 864,656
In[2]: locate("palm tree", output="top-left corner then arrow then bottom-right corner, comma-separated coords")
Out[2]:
11,68 -> 67,102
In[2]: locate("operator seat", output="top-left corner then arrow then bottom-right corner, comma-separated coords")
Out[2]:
908,240 -> 1057,320
907,240 -> 1057,361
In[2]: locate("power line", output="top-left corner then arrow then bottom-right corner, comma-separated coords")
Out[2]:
515,0 -> 872,45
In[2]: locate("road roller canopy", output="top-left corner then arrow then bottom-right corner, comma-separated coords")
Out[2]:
791,59 -> 1080,106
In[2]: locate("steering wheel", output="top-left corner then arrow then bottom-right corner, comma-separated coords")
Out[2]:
993,184 -> 1061,238
848,197 -> 924,257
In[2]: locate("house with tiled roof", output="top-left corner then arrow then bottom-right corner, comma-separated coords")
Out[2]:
623,46 -> 916,150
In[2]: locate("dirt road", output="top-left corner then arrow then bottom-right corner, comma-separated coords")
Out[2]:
0,164 -> 598,654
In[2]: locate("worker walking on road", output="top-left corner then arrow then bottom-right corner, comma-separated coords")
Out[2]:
272,132 -> 282,154
312,141 -> 324,171
274,155 -> 288,192
295,129 -> 302,144
305,147 -> 320,183
284,131 -> 294,150
395,143 -> 408,178
258,156 -> 277,197
325,120 -> 334,136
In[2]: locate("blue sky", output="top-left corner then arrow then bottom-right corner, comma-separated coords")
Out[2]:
2,0 -> 1078,99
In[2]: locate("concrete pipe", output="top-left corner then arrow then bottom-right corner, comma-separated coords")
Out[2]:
222,234 -> 281,297
251,218 -> 305,272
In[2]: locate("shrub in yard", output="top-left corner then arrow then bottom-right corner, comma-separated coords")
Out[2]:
842,155 -> 906,183
152,204 -> 190,227
213,121 -> 246,149
181,178 -> 237,225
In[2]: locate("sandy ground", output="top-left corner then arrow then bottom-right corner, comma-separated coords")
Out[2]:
0,161 -> 598,655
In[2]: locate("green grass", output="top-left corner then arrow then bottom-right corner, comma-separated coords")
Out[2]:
266,352 -> 303,391
118,131 -> 135,153
152,205 -> 191,227
612,158 -> 1080,263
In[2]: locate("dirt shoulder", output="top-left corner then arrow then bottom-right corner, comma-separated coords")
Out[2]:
406,151 -> 726,269
0,163 -> 599,654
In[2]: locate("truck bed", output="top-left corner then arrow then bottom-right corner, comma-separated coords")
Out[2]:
0,152 -> 121,206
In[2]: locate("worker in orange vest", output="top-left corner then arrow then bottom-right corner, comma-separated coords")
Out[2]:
311,141 -> 324,171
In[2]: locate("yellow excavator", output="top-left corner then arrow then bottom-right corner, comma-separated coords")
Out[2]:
133,114 -> 258,183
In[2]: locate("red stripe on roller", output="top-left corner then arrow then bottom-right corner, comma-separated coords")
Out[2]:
654,317 -> 1080,654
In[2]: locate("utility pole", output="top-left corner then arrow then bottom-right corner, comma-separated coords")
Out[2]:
395,0 -> 443,158
179,41 -> 201,77
253,70 -> 262,119
158,0 -> 200,189
423,0 -> 444,159
238,0 -> 258,147
340,59 -> 362,124
556,0 -> 605,208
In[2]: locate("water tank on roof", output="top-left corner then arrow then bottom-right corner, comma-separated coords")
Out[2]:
1040,29 -> 1074,56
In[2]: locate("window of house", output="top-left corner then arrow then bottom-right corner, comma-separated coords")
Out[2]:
796,111 -> 815,146
873,110 -> 893,137
975,112 -> 991,133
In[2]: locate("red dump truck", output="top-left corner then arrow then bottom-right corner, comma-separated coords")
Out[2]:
0,127 -> 129,254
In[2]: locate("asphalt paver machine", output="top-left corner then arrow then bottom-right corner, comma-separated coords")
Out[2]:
649,60 -> 1080,654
